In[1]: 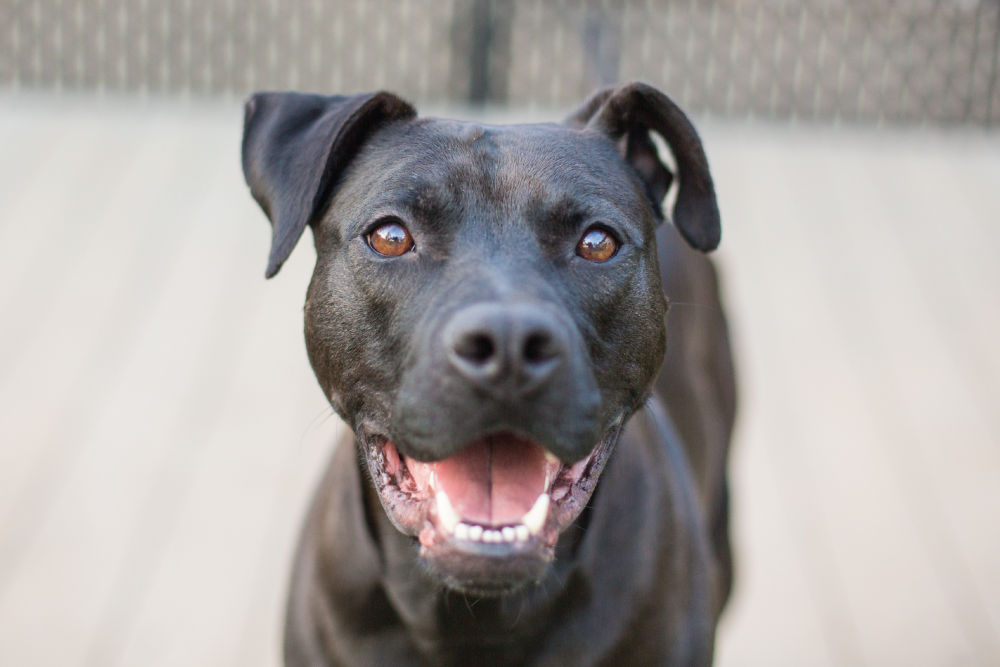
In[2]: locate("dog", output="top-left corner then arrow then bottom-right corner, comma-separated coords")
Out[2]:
241,82 -> 736,666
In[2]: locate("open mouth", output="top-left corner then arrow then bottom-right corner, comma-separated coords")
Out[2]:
361,421 -> 622,590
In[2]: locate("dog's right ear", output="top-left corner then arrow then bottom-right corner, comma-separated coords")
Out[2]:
242,91 -> 416,278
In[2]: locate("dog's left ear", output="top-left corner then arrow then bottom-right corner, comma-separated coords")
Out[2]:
566,82 -> 721,252
242,91 -> 416,278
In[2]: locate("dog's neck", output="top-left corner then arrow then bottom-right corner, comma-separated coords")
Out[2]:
295,411 -> 714,665
298,411 -> 714,665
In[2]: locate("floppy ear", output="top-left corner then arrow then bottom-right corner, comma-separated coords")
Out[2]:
241,91 -> 417,277
565,82 -> 720,252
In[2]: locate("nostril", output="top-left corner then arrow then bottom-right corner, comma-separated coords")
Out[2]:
523,332 -> 557,365
455,333 -> 496,365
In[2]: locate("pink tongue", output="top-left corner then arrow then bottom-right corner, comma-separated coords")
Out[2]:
432,435 -> 549,525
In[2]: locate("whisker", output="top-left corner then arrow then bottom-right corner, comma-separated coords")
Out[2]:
509,593 -> 525,629
667,300 -> 718,311
297,405 -> 339,450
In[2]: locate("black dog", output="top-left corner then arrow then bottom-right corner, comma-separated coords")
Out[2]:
242,82 -> 736,666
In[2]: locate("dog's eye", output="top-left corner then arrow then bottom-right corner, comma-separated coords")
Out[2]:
576,226 -> 618,262
368,218 -> 414,257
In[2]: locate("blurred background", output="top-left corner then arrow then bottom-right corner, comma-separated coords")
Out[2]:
1,1 -> 998,665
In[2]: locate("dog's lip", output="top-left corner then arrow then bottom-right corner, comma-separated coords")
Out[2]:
359,418 -> 624,558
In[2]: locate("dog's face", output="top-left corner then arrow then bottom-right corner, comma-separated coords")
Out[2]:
242,83 -> 719,594
306,120 -> 665,591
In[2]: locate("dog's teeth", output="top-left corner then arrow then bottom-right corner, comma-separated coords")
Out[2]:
543,452 -> 560,488
435,491 -> 460,533
485,529 -> 503,543
455,522 -> 470,541
468,524 -> 483,541
515,525 -> 530,542
428,470 -> 437,491
501,526 -> 516,542
521,493 -> 550,535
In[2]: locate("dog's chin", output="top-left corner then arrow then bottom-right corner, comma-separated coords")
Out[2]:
360,422 -> 623,595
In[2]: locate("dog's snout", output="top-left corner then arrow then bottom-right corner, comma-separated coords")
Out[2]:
444,303 -> 566,394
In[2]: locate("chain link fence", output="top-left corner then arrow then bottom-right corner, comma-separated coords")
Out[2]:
2,0 -> 998,125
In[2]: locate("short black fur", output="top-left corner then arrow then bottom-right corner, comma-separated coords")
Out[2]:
242,81 -> 736,666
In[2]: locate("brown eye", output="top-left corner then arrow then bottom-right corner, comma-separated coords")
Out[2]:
576,226 -> 618,262
368,218 -> 414,257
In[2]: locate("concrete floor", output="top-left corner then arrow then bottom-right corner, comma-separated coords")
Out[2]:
0,94 -> 998,666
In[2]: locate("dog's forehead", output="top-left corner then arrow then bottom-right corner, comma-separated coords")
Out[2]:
410,117 -> 622,178
356,117 -> 643,211
413,116 -> 583,149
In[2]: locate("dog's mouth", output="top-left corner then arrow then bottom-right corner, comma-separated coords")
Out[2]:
361,421 -> 622,593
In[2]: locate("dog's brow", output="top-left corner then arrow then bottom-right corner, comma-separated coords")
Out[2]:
526,193 -> 586,234
356,181 -> 457,233
524,188 -> 641,245
407,182 -> 453,219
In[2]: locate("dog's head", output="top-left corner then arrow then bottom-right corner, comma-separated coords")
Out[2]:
242,83 -> 719,594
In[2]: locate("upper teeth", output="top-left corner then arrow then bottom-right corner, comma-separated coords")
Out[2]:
435,491 -> 460,533
434,491 -> 551,544
521,493 -> 549,535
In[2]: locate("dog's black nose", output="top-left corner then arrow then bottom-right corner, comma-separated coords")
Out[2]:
444,303 -> 565,395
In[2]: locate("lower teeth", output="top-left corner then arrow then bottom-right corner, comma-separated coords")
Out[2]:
452,521 -> 533,543
435,491 -> 551,543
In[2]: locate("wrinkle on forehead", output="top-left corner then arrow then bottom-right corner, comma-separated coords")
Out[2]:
459,126 -> 637,212
347,119 -> 650,231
